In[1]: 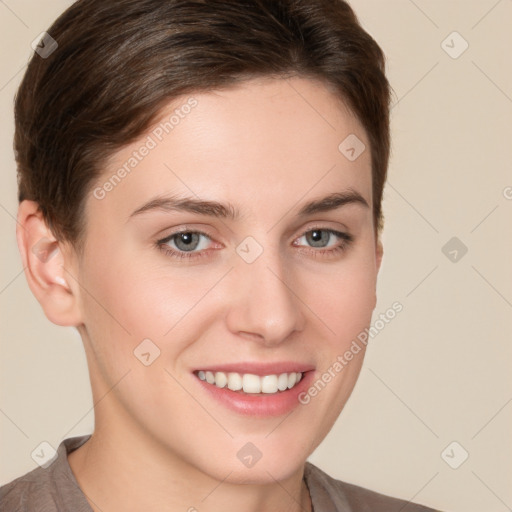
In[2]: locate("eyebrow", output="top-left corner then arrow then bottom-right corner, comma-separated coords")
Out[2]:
297,189 -> 369,216
128,188 -> 369,221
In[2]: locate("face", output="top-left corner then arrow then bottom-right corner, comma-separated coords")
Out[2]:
70,76 -> 382,484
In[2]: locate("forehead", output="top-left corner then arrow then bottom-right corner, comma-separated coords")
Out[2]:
89,76 -> 372,225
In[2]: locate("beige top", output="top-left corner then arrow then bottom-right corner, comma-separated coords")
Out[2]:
0,435 -> 442,511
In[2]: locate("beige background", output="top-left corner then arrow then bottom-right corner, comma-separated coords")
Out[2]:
1,1 -> 511,511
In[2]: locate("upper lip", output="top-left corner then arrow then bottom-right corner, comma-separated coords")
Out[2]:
193,362 -> 315,376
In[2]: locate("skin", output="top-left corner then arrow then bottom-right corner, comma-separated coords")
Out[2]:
17,76 -> 383,512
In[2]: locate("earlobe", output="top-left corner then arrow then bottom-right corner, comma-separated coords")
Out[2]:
16,200 -> 82,327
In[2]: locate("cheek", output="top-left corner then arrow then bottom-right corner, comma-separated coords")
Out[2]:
116,267 -> 225,339
82,241 -> 197,331
79,250 -> 222,373
298,254 -> 377,347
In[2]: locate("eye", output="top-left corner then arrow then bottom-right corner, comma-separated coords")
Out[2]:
293,227 -> 353,256
296,229 -> 342,248
157,230 -> 215,260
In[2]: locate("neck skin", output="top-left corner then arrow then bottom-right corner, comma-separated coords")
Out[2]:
67,395 -> 313,512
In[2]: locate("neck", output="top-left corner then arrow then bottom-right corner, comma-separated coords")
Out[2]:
68,421 -> 312,512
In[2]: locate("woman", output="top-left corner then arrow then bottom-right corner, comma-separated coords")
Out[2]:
1,0 -> 442,510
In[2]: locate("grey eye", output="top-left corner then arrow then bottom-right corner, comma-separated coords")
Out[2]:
304,230 -> 332,248
170,232 -> 203,252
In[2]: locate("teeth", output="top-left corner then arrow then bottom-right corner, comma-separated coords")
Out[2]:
261,375 -> 278,393
215,371 -> 227,388
243,374 -> 261,393
277,373 -> 289,391
197,370 -> 304,394
227,372 -> 242,391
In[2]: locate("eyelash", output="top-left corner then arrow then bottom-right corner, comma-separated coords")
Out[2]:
156,226 -> 354,261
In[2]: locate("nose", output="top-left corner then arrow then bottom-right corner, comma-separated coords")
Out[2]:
225,247 -> 306,347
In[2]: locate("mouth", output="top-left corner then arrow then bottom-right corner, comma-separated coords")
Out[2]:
192,364 -> 314,417
194,370 -> 304,394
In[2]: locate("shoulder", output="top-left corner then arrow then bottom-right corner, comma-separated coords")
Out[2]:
0,464 -> 51,510
304,462 -> 443,512
0,435 -> 92,512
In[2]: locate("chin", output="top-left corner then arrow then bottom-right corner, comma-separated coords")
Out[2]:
198,443 -> 309,485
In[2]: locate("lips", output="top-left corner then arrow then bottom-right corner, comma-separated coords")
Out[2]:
192,362 -> 315,416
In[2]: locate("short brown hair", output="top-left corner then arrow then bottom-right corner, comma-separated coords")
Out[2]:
14,0 -> 391,252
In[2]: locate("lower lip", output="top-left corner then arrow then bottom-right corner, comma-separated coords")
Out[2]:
195,372 -> 314,417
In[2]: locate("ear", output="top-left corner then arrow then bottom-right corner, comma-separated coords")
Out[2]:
16,200 -> 83,327
371,236 -> 384,310
375,237 -> 383,274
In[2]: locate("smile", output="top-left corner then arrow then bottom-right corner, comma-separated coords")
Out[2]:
195,370 -> 303,394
